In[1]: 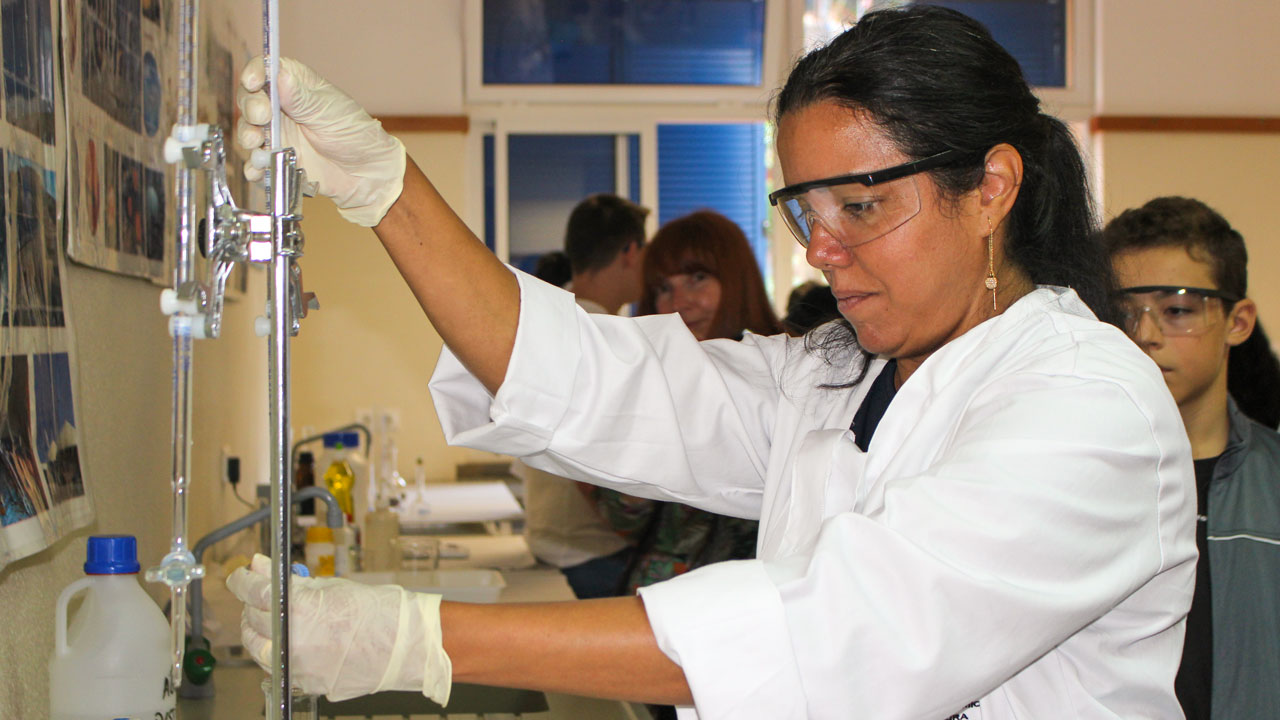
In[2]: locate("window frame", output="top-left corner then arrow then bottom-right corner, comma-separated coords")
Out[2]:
462,0 -> 1096,311
463,0 -> 791,106
1024,0 -> 1094,119
466,106 -> 773,265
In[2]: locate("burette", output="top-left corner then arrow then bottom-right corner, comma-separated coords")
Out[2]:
147,0 -> 204,691
154,0 -> 313,716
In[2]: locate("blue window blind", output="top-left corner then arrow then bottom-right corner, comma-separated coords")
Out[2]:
925,1 -> 1067,88
483,0 -> 765,86
657,123 -> 768,276
484,134 -> 641,274
483,134 -> 495,252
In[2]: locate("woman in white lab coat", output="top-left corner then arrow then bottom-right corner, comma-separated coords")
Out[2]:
229,6 -> 1195,718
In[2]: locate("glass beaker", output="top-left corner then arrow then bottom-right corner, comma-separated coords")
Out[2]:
393,535 -> 441,572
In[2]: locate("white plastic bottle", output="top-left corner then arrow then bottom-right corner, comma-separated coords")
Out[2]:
363,500 -> 401,572
50,535 -> 175,720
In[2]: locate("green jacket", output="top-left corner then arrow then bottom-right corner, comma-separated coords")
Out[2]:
1207,398 -> 1280,718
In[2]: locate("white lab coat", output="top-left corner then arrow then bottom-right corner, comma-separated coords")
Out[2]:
429,271 -> 1196,720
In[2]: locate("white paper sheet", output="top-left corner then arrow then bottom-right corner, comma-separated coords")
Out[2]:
395,480 -> 524,526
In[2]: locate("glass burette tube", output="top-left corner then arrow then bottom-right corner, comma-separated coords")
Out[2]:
145,0 -> 205,691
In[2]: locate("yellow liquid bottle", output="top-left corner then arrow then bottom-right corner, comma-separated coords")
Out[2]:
323,455 -> 356,521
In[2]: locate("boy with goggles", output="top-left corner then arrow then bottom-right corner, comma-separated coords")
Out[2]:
1116,285 -> 1241,338
1104,196 -> 1280,720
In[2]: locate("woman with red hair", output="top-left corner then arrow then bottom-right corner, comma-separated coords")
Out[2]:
597,211 -> 781,600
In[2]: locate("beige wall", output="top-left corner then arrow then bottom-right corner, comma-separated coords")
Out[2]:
1094,0 -> 1280,329
280,0 -> 464,115
288,132 -> 509,492
1096,132 -> 1280,331
1095,0 -> 1280,116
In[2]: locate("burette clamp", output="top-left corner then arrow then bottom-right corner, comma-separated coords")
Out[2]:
252,148 -> 316,338
159,282 -> 213,339
164,124 -> 213,168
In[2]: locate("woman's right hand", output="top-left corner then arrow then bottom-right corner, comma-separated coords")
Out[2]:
236,57 -> 406,228
237,59 -> 520,394
226,554 -> 452,703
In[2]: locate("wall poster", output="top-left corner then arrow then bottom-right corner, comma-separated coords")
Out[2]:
1,0 -> 90,569
64,0 -> 173,280
64,0 -> 254,293
0,0 -> 256,569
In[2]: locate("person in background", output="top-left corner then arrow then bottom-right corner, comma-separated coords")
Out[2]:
229,8 -> 1196,716
782,281 -> 840,336
1104,195 -> 1280,720
514,194 -> 649,599
594,210 -> 780,599
532,249 -> 572,289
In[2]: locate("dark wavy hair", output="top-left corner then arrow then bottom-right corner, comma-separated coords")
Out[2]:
772,6 -> 1114,379
1230,322 -> 1280,429
1103,195 -> 1280,427
637,210 -> 782,340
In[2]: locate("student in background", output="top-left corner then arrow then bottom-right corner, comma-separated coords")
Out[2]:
594,210 -> 780,596
531,249 -> 572,289
782,280 -> 840,336
516,194 -> 649,598
1105,195 -> 1280,720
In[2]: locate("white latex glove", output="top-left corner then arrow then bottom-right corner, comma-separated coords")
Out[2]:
237,57 -> 406,227
226,553 -> 451,704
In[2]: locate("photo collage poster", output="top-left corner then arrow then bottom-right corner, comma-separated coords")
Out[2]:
2,0 -> 254,569
1,0 -> 91,568
64,0 -> 253,292
64,0 -> 173,280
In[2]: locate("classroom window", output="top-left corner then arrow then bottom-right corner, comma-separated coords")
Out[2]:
482,0 -> 766,86
485,133 -> 641,275
657,124 -> 768,278
484,125 -> 768,283
804,0 -> 1073,90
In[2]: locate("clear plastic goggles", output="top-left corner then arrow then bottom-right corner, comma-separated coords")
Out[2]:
1116,286 -> 1240,337
768,149 -> 963,249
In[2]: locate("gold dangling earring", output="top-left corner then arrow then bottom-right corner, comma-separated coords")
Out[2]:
984,219 -> 998,310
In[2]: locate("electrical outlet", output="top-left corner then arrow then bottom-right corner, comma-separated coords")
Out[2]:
355,408 -> 374,430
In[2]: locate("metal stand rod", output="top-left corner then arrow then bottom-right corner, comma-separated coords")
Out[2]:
264,0 -> 292,711
266,148 -> 293,720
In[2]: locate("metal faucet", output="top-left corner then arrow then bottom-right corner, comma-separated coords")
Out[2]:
291,422 -> 372,489
179,485 -> 341,699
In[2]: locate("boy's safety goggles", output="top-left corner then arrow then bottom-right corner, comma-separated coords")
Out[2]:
768,149 -> 964,250
1116,285 -> 1241,337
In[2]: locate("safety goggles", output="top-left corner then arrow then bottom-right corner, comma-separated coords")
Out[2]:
768,149 -> 964,249
1116,285 -> 1241,337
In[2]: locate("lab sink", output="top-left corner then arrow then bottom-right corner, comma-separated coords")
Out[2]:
177,662 -> 548,719
346,568 -> 506,603
319,684 -> 548,717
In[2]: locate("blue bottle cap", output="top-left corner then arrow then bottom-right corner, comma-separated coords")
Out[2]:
84,535 -> 141,575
